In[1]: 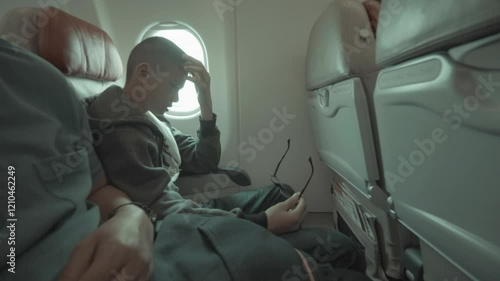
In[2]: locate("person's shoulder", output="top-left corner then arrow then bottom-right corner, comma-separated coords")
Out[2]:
96,117 -> 163,146
86,85 -> 132,119
0,39 -> 85,125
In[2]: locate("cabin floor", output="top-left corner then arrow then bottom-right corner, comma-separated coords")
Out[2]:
302,212 -> 336,229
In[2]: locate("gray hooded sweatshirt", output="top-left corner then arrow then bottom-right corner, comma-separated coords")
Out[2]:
84,85 -> 244,220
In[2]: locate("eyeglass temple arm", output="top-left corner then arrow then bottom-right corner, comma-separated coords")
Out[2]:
272,138 -> 291,176
299,156 -> 314,198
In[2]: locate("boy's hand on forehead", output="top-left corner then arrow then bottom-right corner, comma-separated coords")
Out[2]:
182,54 -> 212,110
183,54 -> 209,86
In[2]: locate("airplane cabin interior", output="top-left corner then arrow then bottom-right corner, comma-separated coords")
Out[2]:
0,0 -> 499,280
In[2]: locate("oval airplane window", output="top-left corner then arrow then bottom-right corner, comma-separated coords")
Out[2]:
142,22 -> 208,118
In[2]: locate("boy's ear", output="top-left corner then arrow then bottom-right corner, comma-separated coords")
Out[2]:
136,63 -> 150,80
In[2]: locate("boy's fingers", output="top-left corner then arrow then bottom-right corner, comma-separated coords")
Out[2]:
291,198 -> 306,217
184,65 -> 210,82
184,65 -> 205,74
185,76 -> 198,84
285,193 -> 300,208
299,202 -> 308,222
182,54 -> 203,66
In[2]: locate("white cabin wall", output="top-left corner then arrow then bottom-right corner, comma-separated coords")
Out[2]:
235,0 -> 334,211
0,0 -> 70,18
66,0 -> 99,27
65,0 -> 116,42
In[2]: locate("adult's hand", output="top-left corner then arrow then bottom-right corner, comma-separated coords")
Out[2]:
57,205 -> 155,281
265,193 -> 307,235
183,54 -> 213,120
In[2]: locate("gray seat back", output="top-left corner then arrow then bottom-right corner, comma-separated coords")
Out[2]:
305,1 -> 403,279
374,1 -> 500,280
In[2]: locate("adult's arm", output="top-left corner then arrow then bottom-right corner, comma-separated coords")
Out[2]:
58,110 -> 155,281
58,176 -> 155,281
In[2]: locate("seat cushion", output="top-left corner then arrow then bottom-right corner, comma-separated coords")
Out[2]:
376,0 -> 500,66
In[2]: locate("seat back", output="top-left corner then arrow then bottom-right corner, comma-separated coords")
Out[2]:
305,1 -> 403,280
376,0 -> 500,68
305,0 -> 379,197
373,1 -> 500,280
0,7 -> 122,100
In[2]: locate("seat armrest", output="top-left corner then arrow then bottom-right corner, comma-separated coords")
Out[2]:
213,167 -> 251,186
176,167 -> 251,201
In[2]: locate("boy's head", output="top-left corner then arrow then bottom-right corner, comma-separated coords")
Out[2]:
125,37 -> 187,114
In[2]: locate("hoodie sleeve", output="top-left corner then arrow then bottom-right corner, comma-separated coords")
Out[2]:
172,113 -> 221,174
91,123 -> 172,208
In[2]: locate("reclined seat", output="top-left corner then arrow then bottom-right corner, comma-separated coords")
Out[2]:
0,7 -> 250,201
373,0 -> 500,280
305,1 -> 401,280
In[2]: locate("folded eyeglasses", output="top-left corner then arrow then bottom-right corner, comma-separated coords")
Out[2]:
270,139 -> 314,199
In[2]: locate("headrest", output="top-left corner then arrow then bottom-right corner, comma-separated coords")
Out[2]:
305,0 -> 377,91
376,0 -> 500,67
0,7 -> 122,81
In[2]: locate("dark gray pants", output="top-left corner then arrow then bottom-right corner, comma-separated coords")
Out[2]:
153,214 -> 371,281
204,185 -> 370,281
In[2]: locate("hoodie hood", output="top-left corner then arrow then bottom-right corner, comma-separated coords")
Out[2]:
85,85 -> 150,121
